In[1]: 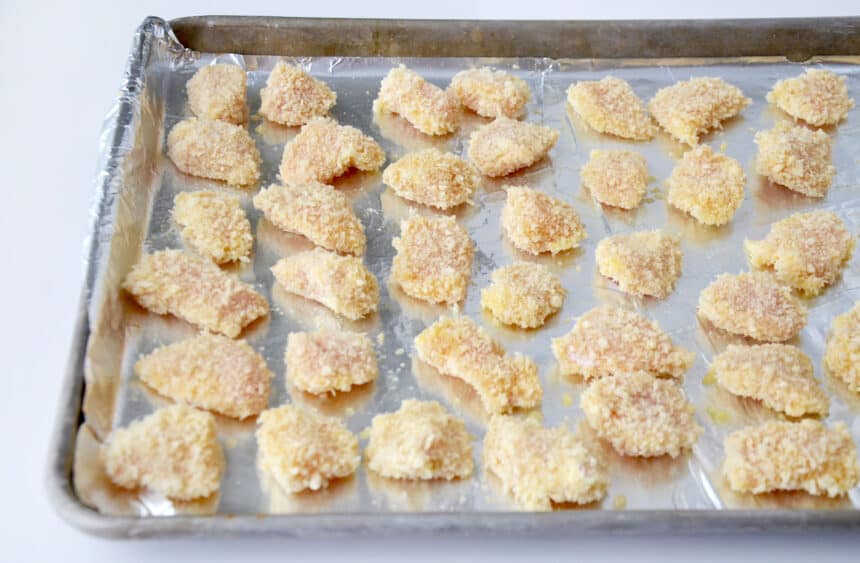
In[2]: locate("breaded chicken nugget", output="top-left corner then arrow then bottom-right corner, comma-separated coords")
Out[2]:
767,69 -> 854,127
373,65 -> 460,135
449,67 -> 531,119
754,122 -> 834,197
501,186 -> 586,255
173,190 -> 253,264
580,149 -> 649,210
167,118 -> 261,187
382,148 -> 480,209
595,230 -> 682,299
666,145 -> 746,226
824,302 -> 860,393
566,76 -> 655,140
285,329 -> 378,394
259,62 -> 336,126
468,117 -> 558,177
481,262 -> 565,329
187,64 -> 248,124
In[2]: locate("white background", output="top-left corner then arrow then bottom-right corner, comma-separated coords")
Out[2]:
1,0 -> 858,560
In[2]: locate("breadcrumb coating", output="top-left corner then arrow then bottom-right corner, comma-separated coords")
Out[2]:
391,215 -> 474,304
468,117 -> 559,177
697,272 -> 807,342
824,302 -> 860,393
449,67 -> 531,119
483,415 -> 608,510
253,182 -> 366,256
123,250 -> 268,338
501,186 -> 586,255
754,122 -> 834,197
285,329 -> 378,394
259,62 -> 336,126
187,64 -> 248,125
723,419 -> 860,497
767,69 -> 854,127
648,77 -> 750,146
566,76 -> 655,140
103,405 -> 224,500
173,190 -> 253,264
365,399 -> 474,480
167,118 -> 261,187
552,305 -> 693,380
373,65 -> 460,135
414,316 -> 542,414
745,210 -> 855,296
256,404 -> 359,493
382,149 -> 480,209
271,248 -> 379,320
580,149 -> 649,210
595,230 -> 682,299
279,117 -> 385,185
711,344 -> 828,418
481,262 -> 565,328
666,145 -> 746,226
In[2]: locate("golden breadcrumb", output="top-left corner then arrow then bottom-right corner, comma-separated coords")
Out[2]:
285,329 -> 378,394
173,190 -> 253,264
253,182 -> 366,256
468,117 -> 558,177
414,316 -> 542,414
167,118 -> 261,187
566,76 -> 655,140
365,399 -> 473,480
698,272 -> 807,342
382,148 -> 480,209
259,62 -> 337,126
824,302 -> 860,393
187,64 -> 248,124
271,248 -> 379,320
723,419 -> 860,497
551,305 -> 693,380
449,67 -> 531,119
483,415 -> 608,511
103,405 -> 224,500
711,344 -> 828,418
501,186 -> 586,255
391,215 -> 474,304
256,404 -> 359,493
373,65 -> 460,135
481,262 -> 565,328
279,117 -> 385,185
648,77 -> 750,146
123,249 -> 268,338
745,210 -> 854,296
767,69 -> 854,127
580,149 -> 649,210
666,145 -> 746,226
595,230 -> 682,299
754,122 -> 834,197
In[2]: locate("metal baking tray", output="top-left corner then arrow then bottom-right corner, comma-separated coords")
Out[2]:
48,15 -> 860,537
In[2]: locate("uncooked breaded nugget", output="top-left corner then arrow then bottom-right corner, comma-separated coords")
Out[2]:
382,148 -> 480,209
390,215 -> 473,304
767,69 -> 854,127
745,210 -> 855,296
166,118 -> 261,187
271,248 -> 379,320
697,272 -> 807,342
754,122 -> 834,197
449,67 -> 531,119
666,145 -> 746,226
711,344 -> 828,418
551,305 -> 693,380
481,262 -> 565,329
103,405 -> 224,500
595,230 -> 682,299
285,329 -> 378,394
566,76 -> 655,140
123,249 -> 269,338
723,419 -> 860,497
259,62 -> 337,126
580,149 -> 649,210
500,186 -> 586,255
173,190 -> 253,264
483,415 -> 608,511
279,117 -> 385,185
365,399 -> 473,480
373,65 -> 460,135
256,404 -> 359,493
824,302 -> 860,393
187,64 -> 248,124
648,77 -> 750,146
468,117 -> 559,177
414,316 -> 542,414
253,182 -> 366,256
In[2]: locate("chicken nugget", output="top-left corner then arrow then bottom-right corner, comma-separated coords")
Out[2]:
468,117 -> 558,177
382,148 -> 480,209
373,65 -> 460,135
481,262 -> 565,328
666,145 -> 746,226
580,149 -> 649,210
173,190 -> 253,264
566,76 -> 655,140
754,122 -> 834,197
259,62 -> 336,126
187,64 -> 248,124
501,186 -> 586,255
449,67 -> 531,119
824,302 -> 860,393
166,118 -> 261,187
767,69 -> 853,127
595,230 -> 682,299
285,329 -> 378,394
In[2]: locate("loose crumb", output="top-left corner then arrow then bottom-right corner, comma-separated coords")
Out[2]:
481,262 -> 565,328
613,495 -> 628,510
259,62 -> 336,126
167,118 -> 261,187
580,149 -> 649,210
449,67 -> 531,119
824,302 -> 860,393
567,76 -> 655,140
501,186 -> 586,255
285,329 -> 378,394
187,64 -> 248,124
767,69 -> 854,127
595,230 -> 682,299
468,117 -> 558,177
754,122 -> 834,197
174,190 -> 253,264
562,393 -> 573,407
666,145 -> 746,226
373,65 -> 460,135
382,148 -> 480,209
